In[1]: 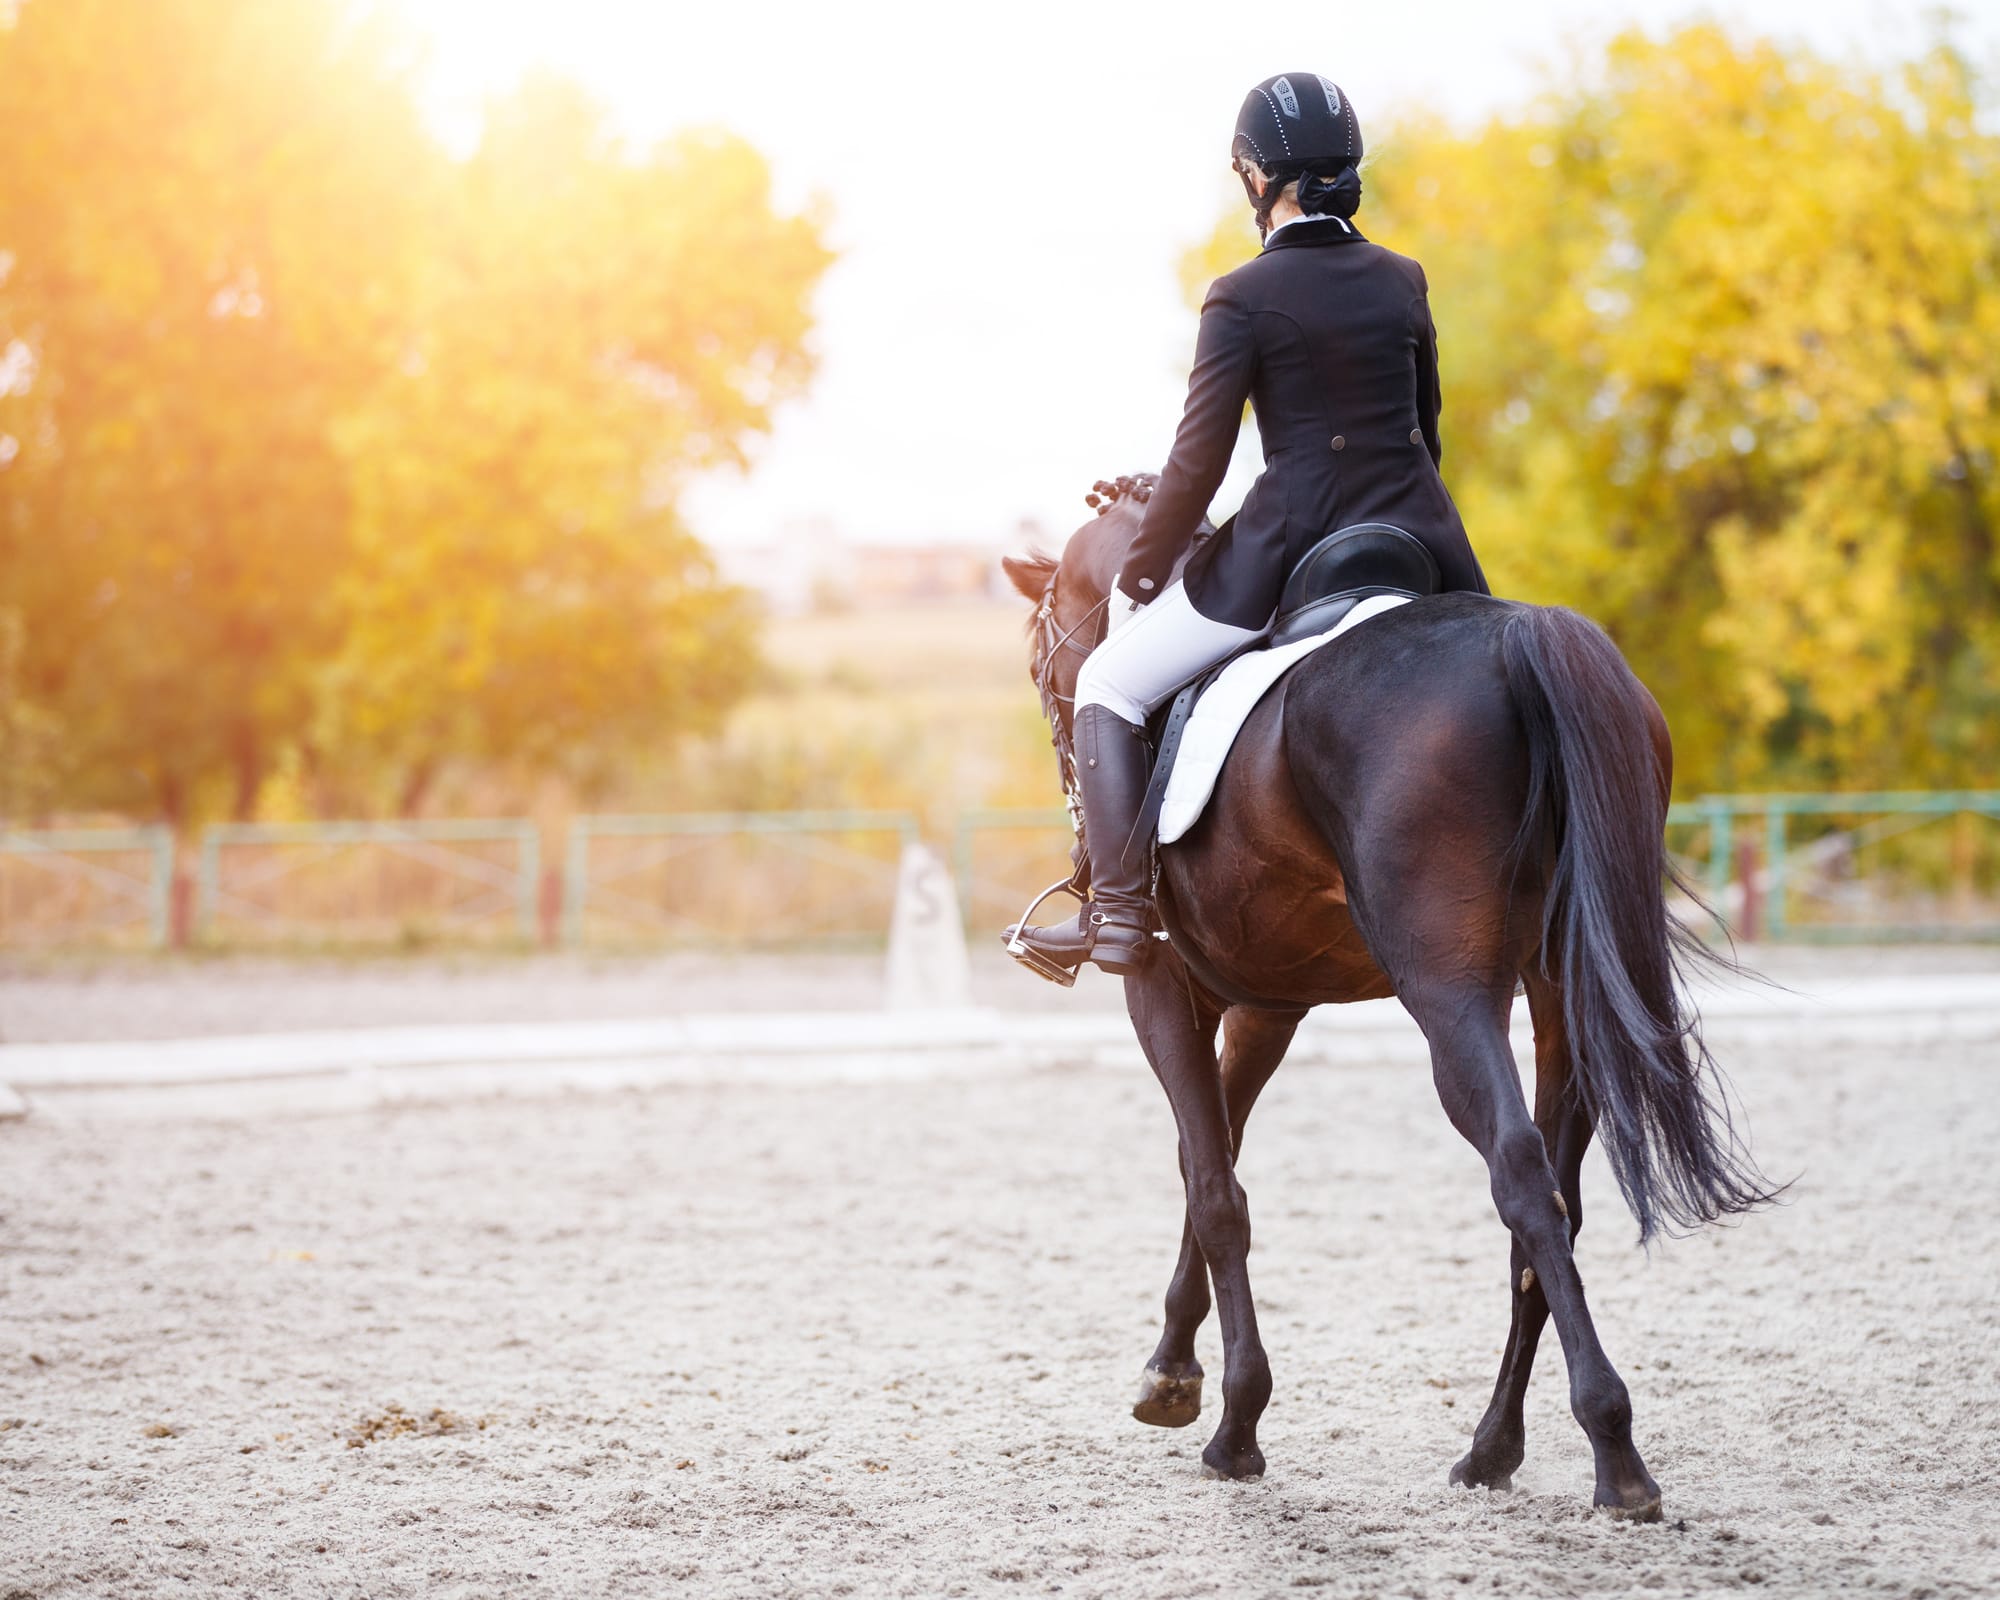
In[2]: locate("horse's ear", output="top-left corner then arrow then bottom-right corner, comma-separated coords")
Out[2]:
1000,552 -> 1057,602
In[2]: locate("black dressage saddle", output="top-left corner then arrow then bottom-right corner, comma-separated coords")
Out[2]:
1267,522 -> 1440,644
1133,522 -> 1439,849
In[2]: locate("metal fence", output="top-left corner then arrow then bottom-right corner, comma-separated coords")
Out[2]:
0,827 -> 174,947
953,794 -> 2000,946
563,811 -> 920,948
197,820 -> 540,946
951,807 -> 1073,938
957,803 -> 1738,942
1690,791 -> 2000,942
0,792 -> 1992,950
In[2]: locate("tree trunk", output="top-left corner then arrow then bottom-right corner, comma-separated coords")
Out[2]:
398,757 -> 438,819
230,726 -> 262,822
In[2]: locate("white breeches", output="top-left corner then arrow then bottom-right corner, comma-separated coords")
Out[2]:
1074,581 -> 1267,724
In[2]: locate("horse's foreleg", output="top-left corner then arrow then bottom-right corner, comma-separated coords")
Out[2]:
1125,965 -> 1273,1480
1135,1004 -> 1302,1430
1410,982 -> 1660,1520
1450,971 -> 1592,1491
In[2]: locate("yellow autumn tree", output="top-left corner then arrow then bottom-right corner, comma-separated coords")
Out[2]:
1185,23 -> 2000,794
0,0 -> 831,824
0,0 -> 439,823
322,77 -> 829,812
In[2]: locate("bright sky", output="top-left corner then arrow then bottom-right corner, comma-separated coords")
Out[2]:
400,0 -> 1991,551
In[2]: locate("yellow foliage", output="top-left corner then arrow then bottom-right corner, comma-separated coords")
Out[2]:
0,0 -> 830,824
1185,23 -> 2000,793
324,78 -> 828,804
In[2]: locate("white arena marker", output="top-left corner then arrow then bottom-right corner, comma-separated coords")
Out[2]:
885,841 -> 972,1011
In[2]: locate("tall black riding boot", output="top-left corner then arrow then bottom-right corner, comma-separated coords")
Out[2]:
1007,704 -> 1155,976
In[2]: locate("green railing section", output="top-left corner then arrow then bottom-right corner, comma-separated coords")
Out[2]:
952,793 -> 2000,945
0,793 -> 1992,948
0,826 -> 175,947
197,819 -> 540,944
1690,791 -> 2000,942
951,807 -> 1072,937
563,810 -> 921,949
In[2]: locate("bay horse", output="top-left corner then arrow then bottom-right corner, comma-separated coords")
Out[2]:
1000,479 -> 1776,1519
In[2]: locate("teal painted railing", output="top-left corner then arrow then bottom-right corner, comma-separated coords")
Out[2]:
197,818 -> 540,942
950,806 -> 1071,932
0,826 -> 175,946
1,793 -> 1992,949
1685,791 -> 2000,942
563,810 -> 922,948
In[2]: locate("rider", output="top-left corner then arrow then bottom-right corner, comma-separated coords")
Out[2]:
1013,73 -> 1489,978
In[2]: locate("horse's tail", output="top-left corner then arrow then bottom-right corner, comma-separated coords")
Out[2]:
1502,604 -> 1780,1244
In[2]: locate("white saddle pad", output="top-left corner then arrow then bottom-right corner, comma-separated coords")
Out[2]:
1158,593 -> 1412,845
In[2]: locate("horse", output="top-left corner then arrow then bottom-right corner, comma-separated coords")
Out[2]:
999,478 -> 1777,1519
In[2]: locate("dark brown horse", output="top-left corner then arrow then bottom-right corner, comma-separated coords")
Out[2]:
1000,484 -> 1775,1519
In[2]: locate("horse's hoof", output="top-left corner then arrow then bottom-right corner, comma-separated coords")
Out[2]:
1599,1492 -> 1664,1523
1132,1365 -> 1203,1429
1198,1438 -> 1265,1481
1449,1453 -> 1514,1493
1594,1462 -> 1663,1522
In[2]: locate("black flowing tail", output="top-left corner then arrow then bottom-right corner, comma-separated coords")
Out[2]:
1502,605 -> 1781,1244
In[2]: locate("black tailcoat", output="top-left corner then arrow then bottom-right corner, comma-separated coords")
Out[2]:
1123,218 -> 1488,628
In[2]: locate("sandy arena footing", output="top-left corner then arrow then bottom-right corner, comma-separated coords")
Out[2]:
0,953 -> 1996,1597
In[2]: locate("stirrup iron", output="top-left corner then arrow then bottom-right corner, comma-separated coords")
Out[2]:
1004,876 -> 1087,988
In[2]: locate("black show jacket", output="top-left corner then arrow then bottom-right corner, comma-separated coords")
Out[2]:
1123,218 -> 1488,628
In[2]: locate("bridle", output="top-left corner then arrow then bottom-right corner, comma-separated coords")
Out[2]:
1028,566 -> 1109,879
1011,556 -> 1174,990
1006,474 -> 1173,982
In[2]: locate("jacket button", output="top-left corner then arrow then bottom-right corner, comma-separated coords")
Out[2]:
1329,435 -> 1345,451
1410,427 -> 1424,445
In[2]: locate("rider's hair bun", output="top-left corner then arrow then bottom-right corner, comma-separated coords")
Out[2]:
1295,163 -> 1362,220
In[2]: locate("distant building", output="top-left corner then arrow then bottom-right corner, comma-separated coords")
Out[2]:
714,518 -> 1048,614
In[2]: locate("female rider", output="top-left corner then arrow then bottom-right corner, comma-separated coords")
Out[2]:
1013,73 -> 1489,978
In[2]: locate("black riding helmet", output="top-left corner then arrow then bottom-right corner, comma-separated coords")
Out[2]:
1232,74 -> 1364,236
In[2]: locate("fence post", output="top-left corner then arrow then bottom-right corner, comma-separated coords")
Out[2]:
1764,802 -> 1789,941
1951,808 -> 1977,922
515,824 -> 540,942
562,820 -> 590,948
1703,798 -> 1733,931
194,827 -> 223,946
147,827 -> 175,949
538,864 -> 562,947
1735,834 -> 1760,943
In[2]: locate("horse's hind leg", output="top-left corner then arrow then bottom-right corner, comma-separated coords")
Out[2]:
1403,978 -> 1661,1520
1451,971 -> 1591,1492
1125,966 -> 1274,1480
1134,1004 -> 1302,1430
